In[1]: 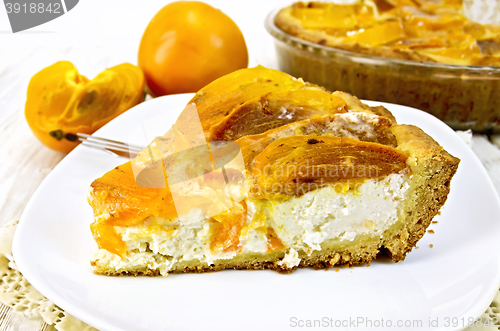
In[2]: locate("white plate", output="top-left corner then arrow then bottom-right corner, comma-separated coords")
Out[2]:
13,93 -> 500,331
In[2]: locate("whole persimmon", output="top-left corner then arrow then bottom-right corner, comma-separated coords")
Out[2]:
138,1 -> 248,97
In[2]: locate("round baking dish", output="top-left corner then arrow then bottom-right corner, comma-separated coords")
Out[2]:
265,8 -> 500,133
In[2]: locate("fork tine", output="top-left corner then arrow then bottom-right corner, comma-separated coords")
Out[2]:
77,133 -> 144,151
78,133 -> 144,158
80,139 -> 141,153
79,138 -> 142,154
81,141 -> 141,158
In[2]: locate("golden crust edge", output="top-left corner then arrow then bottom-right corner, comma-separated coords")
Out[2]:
381,124 -> 460,261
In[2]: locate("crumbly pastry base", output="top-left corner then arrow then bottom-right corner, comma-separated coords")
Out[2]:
92,233 -> 382,275
0,220 -> 97,331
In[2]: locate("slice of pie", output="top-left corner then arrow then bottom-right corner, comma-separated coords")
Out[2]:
88,66 -> 459,276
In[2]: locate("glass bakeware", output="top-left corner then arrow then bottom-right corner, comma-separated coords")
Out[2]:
265,8 -> 500,133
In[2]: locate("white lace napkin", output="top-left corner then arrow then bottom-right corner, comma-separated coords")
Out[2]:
0,219 -> 96,331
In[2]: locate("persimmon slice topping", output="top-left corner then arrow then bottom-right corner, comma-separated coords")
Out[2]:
209,89 -> 347,141
184,66 -> 306,134
90,162 -> 176,257
210,201 -> 248,253
252,136 -> 409,196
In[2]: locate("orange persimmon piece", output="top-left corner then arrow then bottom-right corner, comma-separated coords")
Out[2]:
180,66 -> 305,136
266,227 -> 285,253
344,21 -> 406,46
209,89 -> 347,141
89,162 -> 176,257
25,61 -> 144,153
252,136 -> 409,196
210,201 -> 248,253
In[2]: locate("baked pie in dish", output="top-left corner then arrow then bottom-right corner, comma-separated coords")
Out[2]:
267,0 -> 500,132
275,0 -> 500,66
88,66 -> 459,276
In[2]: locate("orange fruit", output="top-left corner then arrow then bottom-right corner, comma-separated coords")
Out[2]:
138,1 -> 248,97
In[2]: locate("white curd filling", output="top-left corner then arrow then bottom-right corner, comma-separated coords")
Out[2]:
93,173 -> 410,273
270,173 -> 410,255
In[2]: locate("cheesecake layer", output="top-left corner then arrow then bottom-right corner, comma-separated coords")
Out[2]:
91,173 -> 410,275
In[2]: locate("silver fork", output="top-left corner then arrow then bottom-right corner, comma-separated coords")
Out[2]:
77,133 -> 144,158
